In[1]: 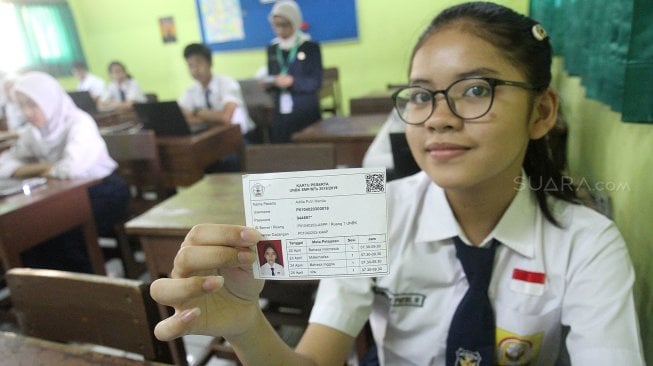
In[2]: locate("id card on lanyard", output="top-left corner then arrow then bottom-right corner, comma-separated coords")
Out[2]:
276,41 -> 300,114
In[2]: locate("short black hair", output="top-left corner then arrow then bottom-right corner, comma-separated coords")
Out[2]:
72,61 -> 87,71
183,43 -> 212,65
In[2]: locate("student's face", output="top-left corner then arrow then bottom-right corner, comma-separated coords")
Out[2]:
405,27 -> 551,192
15,92 -> 46,128
72,68 -> 86,80
109,64 -> 127,82
264,247 -> 277,264
185,54 -> 212,85
271,15 -> 294,40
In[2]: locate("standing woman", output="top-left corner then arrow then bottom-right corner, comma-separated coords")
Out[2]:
98,60 -> 147,111
264,0 -> 323,143
0,71 -> 129,272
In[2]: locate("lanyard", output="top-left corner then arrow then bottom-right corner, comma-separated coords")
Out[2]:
275,39 -> 300,75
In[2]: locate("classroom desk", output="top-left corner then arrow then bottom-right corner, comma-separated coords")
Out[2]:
93,109 -> 139,128
156,124 -> 243,188
349,91 -> 394,115
0,131 -> 17,153
291,113 -> 387,167
125,173 -> 244,279
0,331 -> 171,366
0,178 -> 106,275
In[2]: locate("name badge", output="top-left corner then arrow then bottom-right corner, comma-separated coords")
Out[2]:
280,91 -> 293,114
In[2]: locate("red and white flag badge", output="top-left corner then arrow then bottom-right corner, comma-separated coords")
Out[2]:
509,269 -> 546,296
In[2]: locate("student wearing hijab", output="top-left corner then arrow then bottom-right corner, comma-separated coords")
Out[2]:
98,61 -> 147,111
0,71 -> 130,272
262,0 -> 323,143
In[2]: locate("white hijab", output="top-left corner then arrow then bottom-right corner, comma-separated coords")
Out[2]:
13,71 -> 87,158
269,0 -> 311,50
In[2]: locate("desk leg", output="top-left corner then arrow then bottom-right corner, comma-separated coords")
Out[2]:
75,190 -> 106,276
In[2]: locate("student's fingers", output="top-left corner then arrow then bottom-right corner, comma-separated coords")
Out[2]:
150,276 -> 223,307
171,244 -> 256,278
181,224 -> 261,249
154,307 -> 202,342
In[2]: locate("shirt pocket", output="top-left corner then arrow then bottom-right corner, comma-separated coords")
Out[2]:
494,298 -> 562,366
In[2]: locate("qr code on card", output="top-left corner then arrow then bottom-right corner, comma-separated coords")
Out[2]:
365,173 -> 385,193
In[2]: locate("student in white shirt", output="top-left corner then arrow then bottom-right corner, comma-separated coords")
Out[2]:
148,2 -> 644,365
259,243 -> 285,277
72,62 -> 105,99
98,61 -> 146,111
0,71 -> 130,272
178,43 -> 255,141
361,109 -> 405,170
1,76 -> 27,130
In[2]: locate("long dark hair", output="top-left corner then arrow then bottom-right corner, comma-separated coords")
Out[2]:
411,2 -> 578,226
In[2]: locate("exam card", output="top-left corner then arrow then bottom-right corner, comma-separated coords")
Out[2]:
243,168 -> 388,280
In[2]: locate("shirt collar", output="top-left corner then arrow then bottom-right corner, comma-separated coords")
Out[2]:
413,171 -> 537,258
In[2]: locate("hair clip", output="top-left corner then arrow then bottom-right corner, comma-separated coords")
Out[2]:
532,24 -> 548,41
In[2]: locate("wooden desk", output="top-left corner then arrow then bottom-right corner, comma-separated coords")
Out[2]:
125,173 -> 244,279
349,91 -> 394,115
0,331 -> 170,366
0,179 -> 105,275
291,113 -> 386,167
93,109 -> 139,128
156,124 -> 243,188
0,131 -> 18,153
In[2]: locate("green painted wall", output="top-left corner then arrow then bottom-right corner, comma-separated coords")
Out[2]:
64,0 -> 528,112
554,59 -> 653,361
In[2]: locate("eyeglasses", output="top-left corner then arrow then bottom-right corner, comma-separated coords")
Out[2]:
391,77 -> 538,125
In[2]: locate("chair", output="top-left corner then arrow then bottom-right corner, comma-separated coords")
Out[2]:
320,67 -> 341,116
244,143 -> 337,173
195,280 -> 319,366
144,93 -> 158,103
238,78 -> 275,143
102,130 -> 173,279
6,267 -> 181,364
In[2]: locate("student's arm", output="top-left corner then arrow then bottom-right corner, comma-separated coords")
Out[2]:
195,101 -> 237,125
150,224 -> 354,365
11,162 -> 53,178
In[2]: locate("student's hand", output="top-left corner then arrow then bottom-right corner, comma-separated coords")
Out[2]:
12,162 -> 53,178
150,224 -> 265,341
275,74 -> 294,89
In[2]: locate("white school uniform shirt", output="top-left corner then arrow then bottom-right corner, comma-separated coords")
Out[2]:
99,78 -> 146,104
0,115 -> 117,179
362,110 -> 405,170
310,171 -> 644,366
177,74 -> 255,135
77,73 -> 105,99
260,262 -> 285,277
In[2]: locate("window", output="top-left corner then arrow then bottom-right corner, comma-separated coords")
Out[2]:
0,1 -> 85,77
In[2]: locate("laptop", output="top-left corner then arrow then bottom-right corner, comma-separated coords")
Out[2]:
133,101 -> 210,136
0,177 -> 47,197
68,91 -> 99,114
389,132 -> 421,181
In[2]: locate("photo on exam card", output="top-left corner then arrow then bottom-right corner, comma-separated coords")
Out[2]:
257,240 -> 285,277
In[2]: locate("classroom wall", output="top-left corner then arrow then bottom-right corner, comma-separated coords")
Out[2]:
553,59 -> 653,361
64,0 -> 528,113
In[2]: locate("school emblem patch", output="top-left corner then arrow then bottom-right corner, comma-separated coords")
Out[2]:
496,328 -> 543,365
455,348 -> 482,366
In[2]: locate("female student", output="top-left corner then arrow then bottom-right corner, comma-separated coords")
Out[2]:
0,71 -> 129,271
149,2 -> 644,365
98,60 -> 146,111
259,243 -> 284,277
262,0 -> 323,143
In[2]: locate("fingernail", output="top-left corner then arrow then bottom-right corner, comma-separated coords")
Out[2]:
240,228 -> 260,242
180,307 -> 201,323
202,276 -> 223,292
237,250 -> 254,264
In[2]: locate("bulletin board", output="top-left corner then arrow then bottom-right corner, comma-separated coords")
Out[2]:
195,0 -> 358,52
